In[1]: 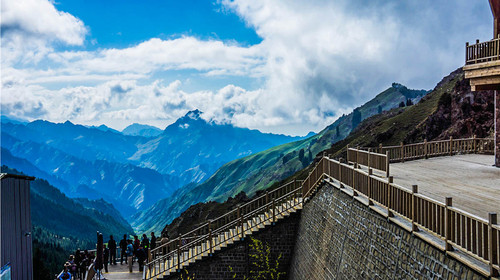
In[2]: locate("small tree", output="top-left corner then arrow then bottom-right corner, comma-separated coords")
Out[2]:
399,101 -> 405,108
406,98 -> 413,106
231,237 -> 285,280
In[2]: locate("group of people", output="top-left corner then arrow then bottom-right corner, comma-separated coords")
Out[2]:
57,250 -> 96,280
118,232 -> 157,273
57,232 -> 158,279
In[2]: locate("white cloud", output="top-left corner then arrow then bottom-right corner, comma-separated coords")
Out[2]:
1,0 -> 87,64
0,0 -> 494,135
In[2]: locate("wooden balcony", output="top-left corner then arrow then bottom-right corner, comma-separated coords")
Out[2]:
464,37 -> 500,91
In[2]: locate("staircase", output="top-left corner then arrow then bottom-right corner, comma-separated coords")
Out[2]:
144,171 -> 324,280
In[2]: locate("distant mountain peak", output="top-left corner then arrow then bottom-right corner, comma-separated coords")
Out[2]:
185,109 -> 202,120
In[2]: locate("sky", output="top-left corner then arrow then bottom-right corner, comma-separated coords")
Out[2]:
0,0 -> 494,135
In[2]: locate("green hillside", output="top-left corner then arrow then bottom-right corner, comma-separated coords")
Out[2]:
158,68 -> 495,241
132,83 -> 428,233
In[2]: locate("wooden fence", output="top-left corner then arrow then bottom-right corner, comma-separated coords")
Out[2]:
374,137 -> 494,163
146,180 -> 303,280
144,137 -> 497,279
466,36 -> 500,65
347,148 -> 389,177
319,156 -> 499,277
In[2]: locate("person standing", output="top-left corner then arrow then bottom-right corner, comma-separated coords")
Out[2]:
126,240 -> 134,273
119,234 -> 128,264
141,234 -> 150,249
108,235 -> 117,265
136,246 -> 147,272
150,232 -> 157,250
103,244 -> 109,273
133,235 -> 140,264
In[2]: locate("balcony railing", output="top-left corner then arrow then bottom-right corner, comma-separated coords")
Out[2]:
466,37 -> 500,65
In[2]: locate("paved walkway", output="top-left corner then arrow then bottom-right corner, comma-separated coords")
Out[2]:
101,261 -> 143,280
389,154 -> 500,219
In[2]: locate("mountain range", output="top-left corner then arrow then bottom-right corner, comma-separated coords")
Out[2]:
132,83 -> 429,232
0,110 -> 305,217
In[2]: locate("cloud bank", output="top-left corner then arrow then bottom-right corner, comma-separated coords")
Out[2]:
0,0 -> 493,135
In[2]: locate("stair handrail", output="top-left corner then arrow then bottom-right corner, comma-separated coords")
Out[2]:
145,180 -> 303,279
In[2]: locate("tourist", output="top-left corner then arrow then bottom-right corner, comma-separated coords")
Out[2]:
136,246 -> 147,272
67,255 -> 77,276
141,233 -> 150,249
103,244 -> 109,273
119,234 -> 128,264
133,235 -> 140,264
150,232 -> 157,250
58,263 -> 72,280
126,240 -> 134,273
108,235 -> 117,265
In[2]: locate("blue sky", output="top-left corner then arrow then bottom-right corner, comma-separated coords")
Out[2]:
0,0 -> 494,135
54,0 -> 262,50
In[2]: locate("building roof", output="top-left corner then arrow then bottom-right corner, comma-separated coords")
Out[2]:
0,173 -> 35,181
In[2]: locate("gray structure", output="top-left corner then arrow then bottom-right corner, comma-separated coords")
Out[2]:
0,174 -> 34,280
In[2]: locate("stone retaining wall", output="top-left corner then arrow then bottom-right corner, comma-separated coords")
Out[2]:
289,184 -> 485,280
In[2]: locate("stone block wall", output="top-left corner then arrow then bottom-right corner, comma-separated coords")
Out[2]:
496,90 -> 499,167
162,211 -> 300,280
289,184 -> 485,280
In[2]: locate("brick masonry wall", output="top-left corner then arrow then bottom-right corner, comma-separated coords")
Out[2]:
496,90 -> 499,167
289,184 -> 486,280
162,211 -> 300,280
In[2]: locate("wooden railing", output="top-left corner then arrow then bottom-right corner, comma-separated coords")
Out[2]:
466,37 -> 500,65
320,155 -> 499,277
145,180 -> 305,280
373,137 -> 494,163
347,148 -> 389,177
145,137 -> 497,279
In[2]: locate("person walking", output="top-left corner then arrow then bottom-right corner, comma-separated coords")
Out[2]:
126,240 -> 134,273
108,235 -> 117,265
119,234 -> 128,264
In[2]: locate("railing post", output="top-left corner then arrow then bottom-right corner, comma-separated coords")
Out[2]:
339,158 -> 343,188
368,168 -> 373,206
449,136 -> 453,156
387,176 -> 394,217
424,139 -> 428,159
385,151 -> 390,178
353,163 -> 358,196
272,199 -> 276,223
356,146 -> 359,165
177,235 -> 181,270
489,213 -> 499,277
400,142 -> 405,163
367,148 -> 371,169
412,185 -> 418,232
379,143 -> 383,154
466,42 -> 469,63
265,191 -> 269,213
473,135 -> 477,153
445,197 -> 453,251
237,206 -> 242,238
208,224 -> 213,255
